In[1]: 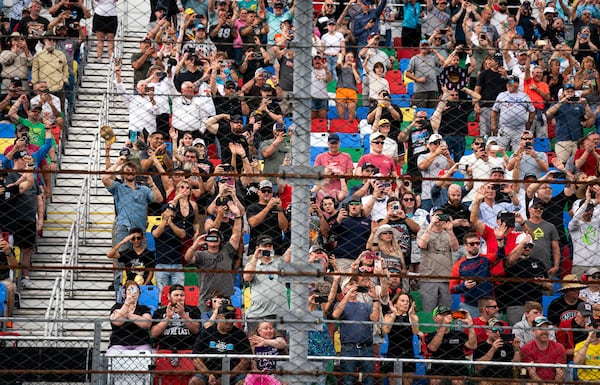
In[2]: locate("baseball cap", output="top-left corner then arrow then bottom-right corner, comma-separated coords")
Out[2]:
192,138 -> 205,147
428,133 -> 443,144
195,23 -> 206,29
30,104 -> 42,111
10,77 -> 22,87
257,235 -> 274,246
378,118 -> 391,125
362,162 -> 375,170
544,6 -> 557,14
371,132 -> 385,142
13,150 -> 28,159
169,284 -> 185,293
430,206 -> 445,215
327,18 -> 336,25
261,84 -> 274,92
259,180 -> 273,189
524,172 -> 537,179
490,167 -> 505,176
328,133 -> 340,143
230,114 -> 243,123
487,317 -> 503,327
564,83 -> 575,90
273,122 -> 286,132
533,316 -> 552,327
348,196 -> 362,204
586,267 -> 600,276
217,304 -> 237,318
433,305 -> 451,317
530,197 -> 545,209
578,302 -> 593,316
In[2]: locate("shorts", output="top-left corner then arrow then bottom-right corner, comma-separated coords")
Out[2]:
335,87 -> 358,104
93,14 -> 118,34
10,221 -> 36,249
311,98 -> 328,111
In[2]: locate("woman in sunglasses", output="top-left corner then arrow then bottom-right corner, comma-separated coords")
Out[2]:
400,191 -> 429,285
107,228 -> 155,286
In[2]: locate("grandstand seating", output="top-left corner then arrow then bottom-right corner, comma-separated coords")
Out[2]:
340,147 -> 364,162
138,285 -> 160,315
467,122 -> 479,137
330,119 -> 359,133
310,146 -> 328,165
0,283 -> 6,318
390,93 -> 411,107
533,137 -> 551,153
337,133 -> 361,148
310,119 -> 328,133
310,132 -> 329,147
327,106 -> 338,120
0,123 -> 15,139
542,295 -> 559,317
159,285 -> 200,307
356,106 -> 370,121
385,70 -> 406,94
155,349 -> 194,385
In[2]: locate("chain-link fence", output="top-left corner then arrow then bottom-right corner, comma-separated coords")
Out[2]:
2,0 -> 600,383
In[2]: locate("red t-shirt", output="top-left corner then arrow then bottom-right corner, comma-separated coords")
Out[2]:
521,340 -> 566,381
574,148 -> 600,176
524,77 -> 550,110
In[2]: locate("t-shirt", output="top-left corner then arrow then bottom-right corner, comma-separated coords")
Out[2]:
335,300 -> 373,345
153,224 -> 183,265
246,202 -> 284,255
417,228 -> 453,280
495,256 -> 547,309
425,330 -> 469,376
417,153 -> 449,201
118,248 -> 155,283
547,296 -> 582,326
193,242 -> 238,304
109,303 -> 152,347
520,340 -> 566,381
473,340 -> 516,378
192,324 -> 251,371
152,305 -> 202,350
574,340 -> 600,381
524,219 -> 559,273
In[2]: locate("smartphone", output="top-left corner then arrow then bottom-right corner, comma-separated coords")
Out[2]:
315,295 -> 329,304
536,40 -> 547,46
553,171 -> 566,179
451,310 -> 466,319
458,163 -> 468,171
356,286 -> 369,293
261,249 -> 273,257
490,145 -> 500,152
392,203 -> 400,211
226,177 -> 235,186
205,235 -> 219,242
439,28 -> 447,34
374,259 -> 382,271
127,286 -> 139,295
1,232 -> 9,242
129,131 -> 138,143
500,333 -> 515,342
365,251 -> 380,260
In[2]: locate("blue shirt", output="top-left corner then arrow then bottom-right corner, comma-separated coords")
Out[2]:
402,2 -> 421,29
554,102 -> 586,142
336,301 -> 373,345
353,0 -> 388,46
107,181 -> 154,229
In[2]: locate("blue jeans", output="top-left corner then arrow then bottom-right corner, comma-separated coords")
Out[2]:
155,263 -> 184,291
340,344 -> 375,385
325,55 -> 338,82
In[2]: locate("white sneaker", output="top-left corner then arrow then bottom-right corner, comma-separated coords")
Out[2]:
21,276 -> 34,288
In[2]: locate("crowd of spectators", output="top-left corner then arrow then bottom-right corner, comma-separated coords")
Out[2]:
2,0 -> 600,382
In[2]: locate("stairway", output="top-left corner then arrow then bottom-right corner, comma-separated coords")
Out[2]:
11,4 -> 151,345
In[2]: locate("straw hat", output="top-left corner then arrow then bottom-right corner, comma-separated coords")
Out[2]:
99,125 -> 115,145
558,274 -> 588,292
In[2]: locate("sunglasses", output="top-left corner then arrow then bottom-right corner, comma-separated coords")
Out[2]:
403,198 -> 415,202
490,328 -> 501,333
132,236 -> 142,241
466,241 -> 481,246
372,141 -> 384,145
486,305 -> 499,308
431,140 -> 441,145
522,137 -> 534,140
260,188 -> 273,193
591,274 -> 600,279
523,244 -> 534,249
349,202 -> 361,206
225,86 -> 236,90
358,266 -> 373,273
380,231 -> 393,235
473,142 -> 485,146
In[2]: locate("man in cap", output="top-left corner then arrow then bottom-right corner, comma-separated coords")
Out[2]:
473,317 -> 521,381
398,109 -> 432,193
208,6 -> 237,59
17,0 -> 50,55
173,47 -> 205,93
190,304 -> 251,385
321,18 -> 345,81
261,1 -> 293,45
523,197 -> 561,277
520,316 -> 566,383
514,301 -> 556,345
31,32 -> 69,110
0,78 -> 27,122
245,180 -> 288,255
151,284 -> 202,350
545,83 -> 594,163
405,39 -> 441,108
259,121 -> 290,184
0,33 -> 31,92
185,215 -> 243,311
353,0 -> 388,47
329,196 -> 372,270
547,274 -> 587,325
371,118 -> 399,164
205,113 -> 251,166
490,75 -> 535,151
243,235 -> 290,332
181,22 -> 217,61
570,186 -> 600,274
469,176 -> 520,229
417,206 -> 459,312
523,58 -> 551,138
332,275 -> 381,385
426,305 -> 477,385
417,133 -> 454,212
506,130 -> 549,179
556,301 -> 593,360
213,80 -> 249,116
315,132 -> 355,188
356,132 -> 399,177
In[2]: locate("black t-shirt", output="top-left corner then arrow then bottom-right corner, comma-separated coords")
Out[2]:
547,296 -> 582,326
152,305 -> 202,350
387,314 -> 414,358
192,324 -> 251,371
17,16 -> 50,54
50,5 -> 85,37
476,69 -> 506,108
213,95 -> 244,116
438,100 -> 472,137
209,22 -> 235,59
152,224 -> 183,265
173,68 -> 203,93
109,303 -> 152,347
425,329 -> 469,376
118,248 -> 156,283
215,120 -> 250,166
246,202 -> 282,254
473,340 -> 515,378
496,257 -> 547,309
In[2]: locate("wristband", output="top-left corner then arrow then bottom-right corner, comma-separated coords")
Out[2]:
372,299 -> 379,302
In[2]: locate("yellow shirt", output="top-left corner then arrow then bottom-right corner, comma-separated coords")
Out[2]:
574,340 -> 600,381
31,49 -> 69,92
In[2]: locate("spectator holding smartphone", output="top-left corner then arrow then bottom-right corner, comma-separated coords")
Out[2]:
473,318 -> 521,383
